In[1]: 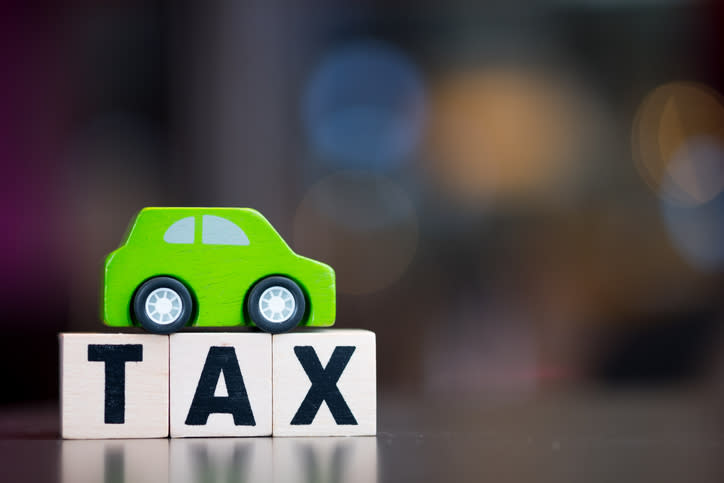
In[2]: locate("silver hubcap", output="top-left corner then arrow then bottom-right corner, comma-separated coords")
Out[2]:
145,288 -> 183,325
258,286 -> 295,323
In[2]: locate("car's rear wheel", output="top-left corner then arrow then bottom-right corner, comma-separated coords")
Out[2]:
247,276 -> 305,334
133,276 -> 193,334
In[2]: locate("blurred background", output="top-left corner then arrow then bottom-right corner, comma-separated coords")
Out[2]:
1,0 -> 723,407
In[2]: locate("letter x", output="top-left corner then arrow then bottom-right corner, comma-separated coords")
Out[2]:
291,346 -> 358,425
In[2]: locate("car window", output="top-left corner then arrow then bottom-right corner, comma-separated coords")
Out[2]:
202,215 -> 250,246
163,216 -> 194,244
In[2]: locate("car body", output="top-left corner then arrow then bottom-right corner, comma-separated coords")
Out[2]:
103,207 -> 335,331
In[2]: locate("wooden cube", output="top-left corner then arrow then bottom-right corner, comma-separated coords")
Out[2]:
60,333 -> 169,439
272,329 -> 376,436
272,436 -> 378,483
61,439 -> 169,483
170,332 -> 272,437
169,438 -> 272,481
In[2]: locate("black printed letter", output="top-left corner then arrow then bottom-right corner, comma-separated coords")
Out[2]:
291,346 -> 357,425
185,346 -> 256,426
88,344 -> 143,424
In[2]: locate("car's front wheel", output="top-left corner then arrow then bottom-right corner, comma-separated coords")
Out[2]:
133,276 -> 193,334
247,276 -> 306,334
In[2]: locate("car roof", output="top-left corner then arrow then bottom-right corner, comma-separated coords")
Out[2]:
122,207 -> 287,249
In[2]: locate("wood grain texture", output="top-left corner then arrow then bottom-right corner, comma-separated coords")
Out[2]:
170,332 -> 272,437
103,207 -> 335,330
273,329 -> 376,436
60,333 -> 168,439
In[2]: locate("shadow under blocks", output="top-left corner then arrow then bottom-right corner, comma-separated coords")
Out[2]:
59,329 -> 376,438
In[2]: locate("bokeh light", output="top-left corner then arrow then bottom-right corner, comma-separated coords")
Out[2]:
426,66 -> 591,206
632,82 -> 724,205
293,171 -> 418,295
5,0 -> 724,436
302,41 -> 426,171
661,190 -> 724,272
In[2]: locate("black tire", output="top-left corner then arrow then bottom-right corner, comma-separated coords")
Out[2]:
133,276 -> 194,334
247,276 -> 306,334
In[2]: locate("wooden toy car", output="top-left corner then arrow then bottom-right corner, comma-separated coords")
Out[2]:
103,207 -> 335,334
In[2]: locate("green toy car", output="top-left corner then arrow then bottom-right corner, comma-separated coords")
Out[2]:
103,207 -> 335,334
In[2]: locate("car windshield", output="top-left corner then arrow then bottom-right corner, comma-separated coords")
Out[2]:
162,215 -> 251,246
202,215 -> 250,245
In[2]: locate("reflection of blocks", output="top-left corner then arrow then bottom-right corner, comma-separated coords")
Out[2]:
61,439 -> 169,483
62,437 -> 375,483
273,329 -> 376,436
60,333 -> 169,439
273,437 -> 378,483
170,438 -> 273,482
170,333 -> 272,437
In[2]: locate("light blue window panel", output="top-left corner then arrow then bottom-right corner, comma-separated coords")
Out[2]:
202,215 -> 250,245
163,216 -> 194,244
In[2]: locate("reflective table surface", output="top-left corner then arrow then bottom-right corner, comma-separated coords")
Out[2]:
1,392 -> 722,482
